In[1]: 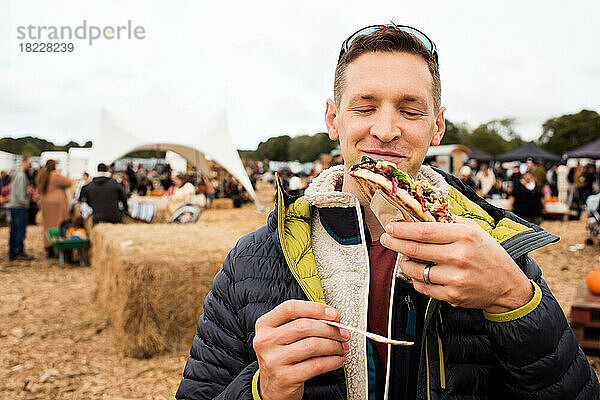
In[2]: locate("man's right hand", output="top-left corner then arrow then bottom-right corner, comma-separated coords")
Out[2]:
253,299 -> 351,400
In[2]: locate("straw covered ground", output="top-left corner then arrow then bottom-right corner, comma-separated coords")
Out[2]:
1,182 -> 600,399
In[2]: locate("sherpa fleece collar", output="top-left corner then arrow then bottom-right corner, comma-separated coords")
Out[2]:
303,164 -> 450,400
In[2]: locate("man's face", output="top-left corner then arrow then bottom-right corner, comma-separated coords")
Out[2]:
325,51 -> 445,178
522,173 -> 533,184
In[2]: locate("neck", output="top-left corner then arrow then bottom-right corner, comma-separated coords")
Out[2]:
341,169 -> 385,242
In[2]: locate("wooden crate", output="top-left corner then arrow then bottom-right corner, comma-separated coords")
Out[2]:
570,283 -> 600,350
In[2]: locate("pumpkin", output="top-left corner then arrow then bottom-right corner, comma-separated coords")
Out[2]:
586,270 -> 600,295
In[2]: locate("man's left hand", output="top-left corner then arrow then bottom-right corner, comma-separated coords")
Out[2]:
380,216 -> 533,313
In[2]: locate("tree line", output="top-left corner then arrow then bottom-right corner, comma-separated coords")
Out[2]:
2,109 -> 598,161
238,132 -> 337,163
0,136 -> 92,156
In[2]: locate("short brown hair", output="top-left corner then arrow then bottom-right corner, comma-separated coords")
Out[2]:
175,173 -> 188,183
334,26 -> 441,111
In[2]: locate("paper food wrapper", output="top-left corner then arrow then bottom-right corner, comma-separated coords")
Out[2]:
369,189 -> 418,283
369,189 -> 422,226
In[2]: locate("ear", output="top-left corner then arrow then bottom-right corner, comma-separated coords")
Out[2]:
430,107 -> 446,146
325,99 -> 339,141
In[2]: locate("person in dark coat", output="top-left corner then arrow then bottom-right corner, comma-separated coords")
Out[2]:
546,164 -> 559,197
126,161 -> 137,192
176,25 -> 598,400
8,156 -> 35,261
580,163 -> 596,204
79,163 -> 128,224
509,172 -> 545,225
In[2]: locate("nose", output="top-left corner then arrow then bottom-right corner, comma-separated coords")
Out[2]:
369,106 -> 401,143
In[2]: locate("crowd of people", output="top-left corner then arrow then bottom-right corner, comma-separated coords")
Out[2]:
258,155 -> 600,228
111,160 -> 253,207
438,158 -> 599,225
2,152 -> 600,261
0,157 -> 253,262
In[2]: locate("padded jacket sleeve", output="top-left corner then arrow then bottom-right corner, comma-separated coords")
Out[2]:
176,245 -> 256,400
483,256 -> 600,399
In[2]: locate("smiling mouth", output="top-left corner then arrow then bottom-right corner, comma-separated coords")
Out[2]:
362,151 -> 406,163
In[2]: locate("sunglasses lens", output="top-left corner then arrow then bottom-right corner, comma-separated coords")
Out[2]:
343,25 -> 434,55
398,27 -> 433,52
345,26 -> 379,51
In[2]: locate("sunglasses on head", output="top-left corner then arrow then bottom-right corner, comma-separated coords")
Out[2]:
338,23 -> 438,65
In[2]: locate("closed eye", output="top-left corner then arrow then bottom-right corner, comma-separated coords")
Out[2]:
348,107 -> 376,115
402,110 -> 424,118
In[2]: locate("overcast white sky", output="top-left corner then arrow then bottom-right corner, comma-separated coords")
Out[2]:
0,0 -> 598,150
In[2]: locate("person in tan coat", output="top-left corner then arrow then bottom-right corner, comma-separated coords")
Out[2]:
36,160 -> 72,258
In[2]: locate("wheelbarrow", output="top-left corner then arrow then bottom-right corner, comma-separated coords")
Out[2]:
46,227 -> 91,268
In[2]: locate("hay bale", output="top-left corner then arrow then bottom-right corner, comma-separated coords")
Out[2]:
211,198 -> 233,209
92,223 -> 252,358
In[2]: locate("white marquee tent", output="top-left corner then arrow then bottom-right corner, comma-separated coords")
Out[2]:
0,150 -> 17,172
87,91 -> 257,202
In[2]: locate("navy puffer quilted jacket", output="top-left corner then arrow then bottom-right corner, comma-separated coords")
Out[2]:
176,168 -> 599,400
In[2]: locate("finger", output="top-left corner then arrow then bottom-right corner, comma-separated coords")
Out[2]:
385,221 -> 467,244
281,336 -> 349,364
257,300 -> 339,328
278,318 -> 351,345
380,234 -> 452,264
286,354 -> 347,383
399,258 -> 439,285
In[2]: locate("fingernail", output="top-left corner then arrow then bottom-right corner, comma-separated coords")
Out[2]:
325,307 -> 337,318
385,224 -> 393,234
343,342 -> 350,352
340,328 -> 350,339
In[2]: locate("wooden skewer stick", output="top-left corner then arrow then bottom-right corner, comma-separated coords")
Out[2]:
319,319 -> 414,346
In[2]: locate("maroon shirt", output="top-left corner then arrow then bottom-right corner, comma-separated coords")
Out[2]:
368,240 -> 397,367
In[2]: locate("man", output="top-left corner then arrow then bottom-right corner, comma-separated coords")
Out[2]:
546,164 -> 558,197
509,171 -> 545,225
532,159 -> 547,187
74,171 -> 91,200
475,163 -> 495,198
176,25 -> 599,399
126,160 -> 138,192
458,165 -> 476,191
79,163 -> 128,224
8,155 -> 34,261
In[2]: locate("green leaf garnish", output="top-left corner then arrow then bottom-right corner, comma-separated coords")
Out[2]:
350,155 -> 377,171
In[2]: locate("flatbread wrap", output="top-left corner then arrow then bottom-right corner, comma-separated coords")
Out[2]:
349,156 -> 453,223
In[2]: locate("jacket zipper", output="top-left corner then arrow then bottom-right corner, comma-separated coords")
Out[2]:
354,200 -> 371,400
405,295 -> 416,336
424,301 -> 446,400
424,298 -> 433,400
383,253 -> 401,400
401,294 -> 416,399
436,309 -> 446,389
